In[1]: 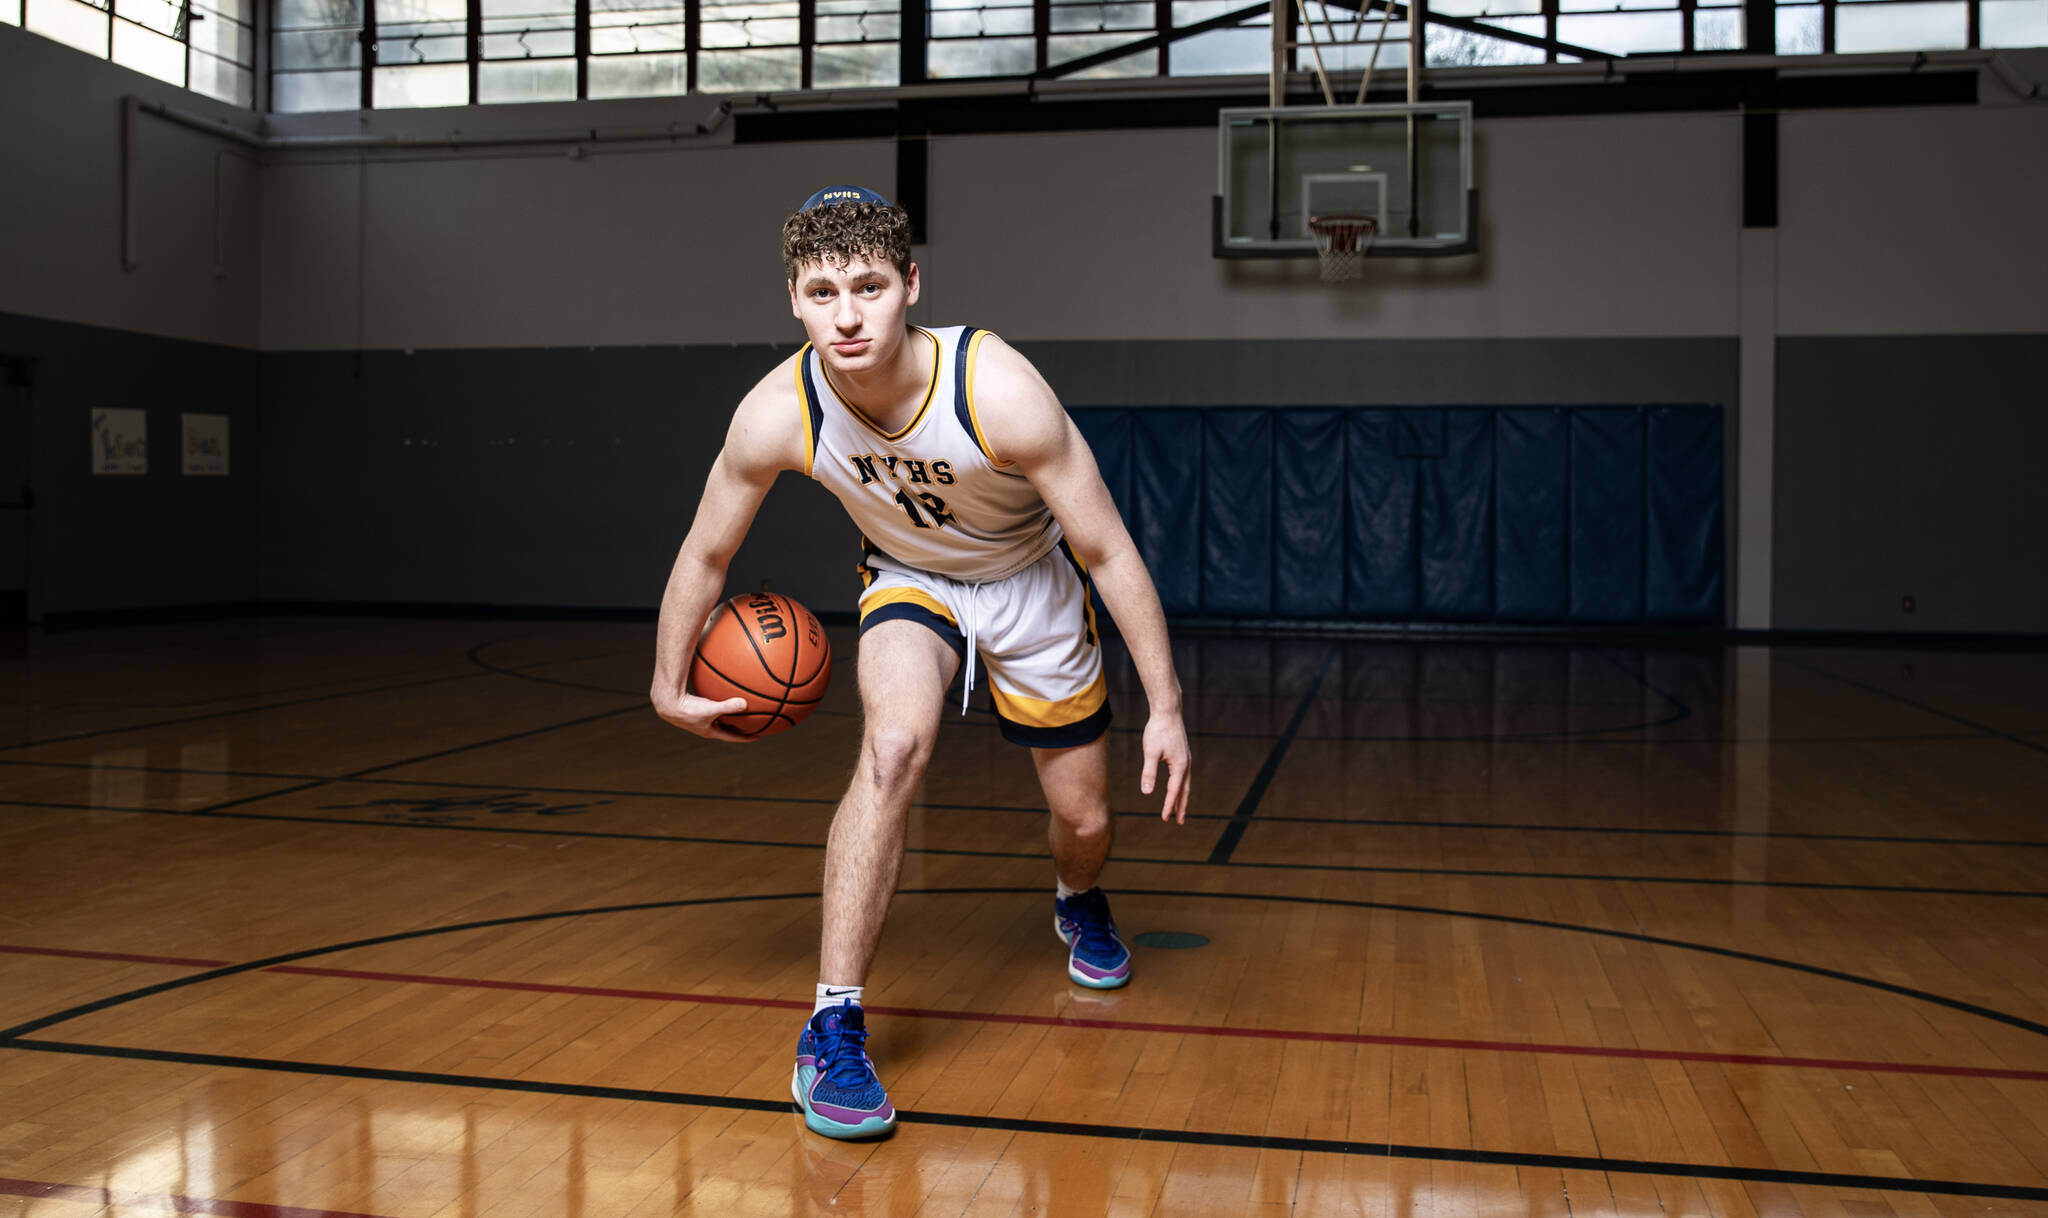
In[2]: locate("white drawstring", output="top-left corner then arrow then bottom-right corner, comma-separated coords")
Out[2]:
960,580 -> 983,715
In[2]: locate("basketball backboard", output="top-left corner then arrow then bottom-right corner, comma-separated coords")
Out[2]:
1215,102 -> 1476,259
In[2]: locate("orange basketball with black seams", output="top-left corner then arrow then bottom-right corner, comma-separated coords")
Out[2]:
688,591 -> 832,738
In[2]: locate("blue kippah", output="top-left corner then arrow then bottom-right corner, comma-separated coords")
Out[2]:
800,184 -> 892,211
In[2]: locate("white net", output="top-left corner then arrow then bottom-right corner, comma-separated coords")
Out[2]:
1309,215 -> 1378,282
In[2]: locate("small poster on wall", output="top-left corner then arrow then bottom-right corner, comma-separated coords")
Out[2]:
182,413 -> 230,476
91,408 -> 147,475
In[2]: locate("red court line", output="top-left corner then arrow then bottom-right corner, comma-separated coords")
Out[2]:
264,964 -> 2048,1084
0,1175 -> 394,1218
14,944 -> 2048,1084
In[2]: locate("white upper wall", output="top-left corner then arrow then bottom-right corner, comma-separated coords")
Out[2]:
5,24 -> 2044,352
259,137 -> 894,350
1778,104 -> 2048,335
923,114 -> 1741,342
0,24 -> 262,348
258,110 -> 1745,350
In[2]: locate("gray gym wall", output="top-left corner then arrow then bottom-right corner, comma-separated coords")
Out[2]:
4,21 -> 2045,630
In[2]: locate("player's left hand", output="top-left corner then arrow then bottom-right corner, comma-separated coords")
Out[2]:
1141,712 -> 1191,824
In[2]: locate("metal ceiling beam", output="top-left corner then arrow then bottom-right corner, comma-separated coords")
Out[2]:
1317,0 -> 1617,62
1032,1 -> 1270,79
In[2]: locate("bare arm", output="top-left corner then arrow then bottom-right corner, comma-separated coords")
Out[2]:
650,358 -> 808,742
973,337 -> 1192,823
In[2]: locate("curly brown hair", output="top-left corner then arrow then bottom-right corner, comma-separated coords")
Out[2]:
781,201 -> 912,282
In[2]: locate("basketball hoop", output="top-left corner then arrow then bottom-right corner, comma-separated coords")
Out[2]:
1308,215 -> 1377,282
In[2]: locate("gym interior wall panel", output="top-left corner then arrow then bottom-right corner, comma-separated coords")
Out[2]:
0,310 -> 260,617
1199,409 -> 1274,617
1646,405 -> 1725,622
256,344 -> 861,614
1131,409 -> 1204,615
1494,409 -> 1569,622
0,27 -> 262,349
1568,408 -> 1647,624
1274,409 -> 1346,618
927,113 -> 1739,343
1022,338 -> 1740,410
1345,411 -> 1420,619
1774,335 -> 2048,634
1417,409 -> 1495,621
260,136 -> 894,352
1779,107 -> 2048,337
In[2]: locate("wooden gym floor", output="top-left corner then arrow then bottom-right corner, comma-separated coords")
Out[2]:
1,616 -> 2046,1216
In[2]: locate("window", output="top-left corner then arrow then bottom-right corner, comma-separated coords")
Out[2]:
11,0 -> 254,102
258,0 -> 2046,110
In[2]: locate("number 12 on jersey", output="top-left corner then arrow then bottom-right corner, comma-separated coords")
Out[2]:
893,489 -> 956,530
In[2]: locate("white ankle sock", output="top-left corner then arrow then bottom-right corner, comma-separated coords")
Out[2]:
1056,879 -> 1083,900
814,982 -> 864,1015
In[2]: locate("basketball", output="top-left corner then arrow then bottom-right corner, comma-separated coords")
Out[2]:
689,591 -> 832,738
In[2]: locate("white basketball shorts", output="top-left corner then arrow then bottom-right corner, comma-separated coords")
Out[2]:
856,541 -> 1111,748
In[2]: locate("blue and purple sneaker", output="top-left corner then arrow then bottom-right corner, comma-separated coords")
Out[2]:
792,1000 -> 895,1139
1054,887 -> 1131,989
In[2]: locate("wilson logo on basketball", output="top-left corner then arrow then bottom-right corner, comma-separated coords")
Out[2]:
747,594 -> 787,641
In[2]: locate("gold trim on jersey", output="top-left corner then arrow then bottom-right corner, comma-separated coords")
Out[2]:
794,342 -> 817,477
990,671 -> 1107,728
858,585 -> 958,628
822,327 -> 941,443
961,328 -> 1015,468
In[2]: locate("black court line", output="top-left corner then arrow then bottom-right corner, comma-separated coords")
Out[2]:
0,669 -> 496,753
5,885 -> 2048,1201
12,761 -> 2048,847
1208,648 -> 1338,864
473,635 -> 1702,744
1783,656 -> 2048,760
5,1039 -> 2045,1203
9,757 -> 2047,848
0,641 -> 628,754
10,884 -> 2046,1048
175,702 -> 648,818
3,620 -> 376,664
9,797 -> 2048,898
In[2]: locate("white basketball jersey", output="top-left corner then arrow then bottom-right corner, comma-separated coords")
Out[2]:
799,325 -> 1062,582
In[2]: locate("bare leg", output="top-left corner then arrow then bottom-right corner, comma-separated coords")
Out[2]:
818,620 -> 960,987
1033,736 -> 1113,892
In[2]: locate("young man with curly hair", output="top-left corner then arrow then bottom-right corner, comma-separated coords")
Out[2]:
650,185 -> 1191,1140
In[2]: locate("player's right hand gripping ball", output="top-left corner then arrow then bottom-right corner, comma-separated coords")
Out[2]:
689,592 -> 832,737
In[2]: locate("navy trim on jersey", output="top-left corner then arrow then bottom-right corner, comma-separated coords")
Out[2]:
951,327 -> 980,449
798,348 -> 826,474
859,602 -> 968,657
995,700 -> 1113,749
1055,538 -> 1099,647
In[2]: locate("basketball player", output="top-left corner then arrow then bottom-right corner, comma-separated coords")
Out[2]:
650,185 -> 1191,1140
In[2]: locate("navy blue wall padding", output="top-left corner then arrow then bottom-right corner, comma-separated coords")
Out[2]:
1494,409 -> 1570,621
1070,407 -> 1133,532
1646,406 -> 1725,622
1569,409 -> 1647,623
1275,410 -> 1346,617
1396,410 -> 1447,458
1200,410 -> 1274,616
1133,409 -> 1203,615
1065,404 -> 1721,626
1418,410 -> 1494,620
1346,411 -> 1419,618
